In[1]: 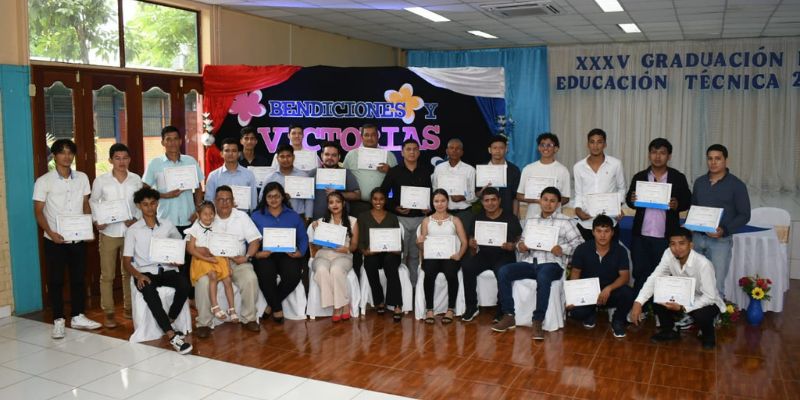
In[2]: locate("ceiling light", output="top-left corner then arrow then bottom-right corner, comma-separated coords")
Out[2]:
595,0 -> 624,13
468,30 -> 498,39
405,7 -> 450,22
618,23 -> 641,33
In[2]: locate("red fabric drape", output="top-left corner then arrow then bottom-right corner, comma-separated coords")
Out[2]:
201,64 -> 301,173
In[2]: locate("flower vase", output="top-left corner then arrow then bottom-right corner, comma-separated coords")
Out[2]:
746,298 -> 764,326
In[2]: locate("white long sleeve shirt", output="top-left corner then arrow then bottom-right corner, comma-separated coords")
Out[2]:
635,249 -> 726,313
431,160 -> 476,210
572,155 -> 626,228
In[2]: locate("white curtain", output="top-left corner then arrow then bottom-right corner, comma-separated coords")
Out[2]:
549,37 -> 800,192
409,67 -> 505,98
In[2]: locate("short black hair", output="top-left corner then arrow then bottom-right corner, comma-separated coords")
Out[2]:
402,139 -> 419,149
51,139 -> 77,155
240,126 -> 257,138
215,185 -> 233,195
481,187 -> 500,199
320,141 -> 341,155
289,124 -> 304,132
161,125 -> 180,139
648,138 -> 672,154
587,128 -> 606,141
540,186 -> 562,202
108,143 -> 130,159
537,133 -> 560,147
669,227 -> 693,242
276,144 -> 294,155
221,137 -> 241,150
360,123 -> 378,135
592,214 -> 614,230
134,187 -> 160,203
488,135 -> 508,146
706,144 -> 728,158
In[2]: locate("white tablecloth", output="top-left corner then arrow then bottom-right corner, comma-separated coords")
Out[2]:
724,229 -> 788,312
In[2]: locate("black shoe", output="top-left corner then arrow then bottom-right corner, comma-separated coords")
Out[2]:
699,331 -> 716,350
611,320 -> 627,338
461,307 -> 479,322
393,311 -> 403,322
582,313 -> 597,329
650,329 -> 680,343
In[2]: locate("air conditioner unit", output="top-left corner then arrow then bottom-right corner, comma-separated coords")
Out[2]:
480,1 -> 561,18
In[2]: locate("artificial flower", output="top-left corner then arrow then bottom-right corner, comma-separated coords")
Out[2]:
751,287 -> 765,300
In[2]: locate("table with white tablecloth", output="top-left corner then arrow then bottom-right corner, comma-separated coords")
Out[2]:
724,228 -> 788,312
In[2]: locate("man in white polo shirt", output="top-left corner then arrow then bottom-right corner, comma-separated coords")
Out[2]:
432,138 -> 477,233
33,139 -> 101,339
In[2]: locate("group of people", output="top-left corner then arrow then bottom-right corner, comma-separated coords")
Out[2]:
33,123 -> 750,354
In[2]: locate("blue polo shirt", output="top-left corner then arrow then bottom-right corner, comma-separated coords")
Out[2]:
570,240 -> 629,288
205,163 -> 258,212
143,154 -> 204,227
251,206 -> 309,255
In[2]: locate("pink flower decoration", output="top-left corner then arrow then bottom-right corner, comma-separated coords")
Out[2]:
229,90 -> 267,126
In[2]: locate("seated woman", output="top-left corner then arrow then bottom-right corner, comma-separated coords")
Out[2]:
416,189 -> 468,324
309,191 -> 359,321
250,182 -> 308,323
358,188 -> 404,321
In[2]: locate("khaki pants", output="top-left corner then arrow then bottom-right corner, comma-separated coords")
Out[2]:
194,262 -> 259,328
312,249 -> 353,309
99,234 -> 131,315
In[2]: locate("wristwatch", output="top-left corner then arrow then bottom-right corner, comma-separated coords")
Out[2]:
246,256 -> 254,263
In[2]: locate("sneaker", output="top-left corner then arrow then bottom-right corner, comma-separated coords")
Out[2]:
699,331 -> 716,350
103,314 -> 118,329
650,329 -> 680,343
461,307 -> 479,322
491,314 -> 516,333
531,320 -> 545,340
52,318 -> 66,339
71,314 -> 102,330
675,314 -> 694,330
169,332 -> 193,354
611,320 -> 627,338
582,313 -> 597,329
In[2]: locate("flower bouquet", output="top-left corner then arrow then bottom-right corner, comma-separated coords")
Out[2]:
718,301 -> 741,327
738,275 -> 772,301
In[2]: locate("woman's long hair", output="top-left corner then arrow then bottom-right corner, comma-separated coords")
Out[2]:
256,182 -> 292,214
322,191 -> 352,236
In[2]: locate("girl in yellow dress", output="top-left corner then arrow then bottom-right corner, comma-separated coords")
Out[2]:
186,201 -> 238,322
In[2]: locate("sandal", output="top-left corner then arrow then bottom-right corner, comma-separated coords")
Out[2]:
424,311 -> 435,324
442,309 -> 454,324
228,308 -> 239,323
212,305 -> 227,320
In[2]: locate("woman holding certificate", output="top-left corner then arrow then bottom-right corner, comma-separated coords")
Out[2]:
357,188 -> 404,321
416,189 -> 468,324
251,182 -> 308,323
309,191 -> 359,321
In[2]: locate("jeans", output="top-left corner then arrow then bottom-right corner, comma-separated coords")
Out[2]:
497,261 -> 563,321
692,233 -> 733,298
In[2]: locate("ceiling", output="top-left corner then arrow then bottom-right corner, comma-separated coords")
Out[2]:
197,0 -> 800,50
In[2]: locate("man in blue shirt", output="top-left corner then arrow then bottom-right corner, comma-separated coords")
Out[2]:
205,137 -> 258,213
266,145 -> 314,221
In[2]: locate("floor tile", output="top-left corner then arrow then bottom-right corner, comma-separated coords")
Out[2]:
203,391 -> 261,400
0,340 -> 44,363
51,388 -> 118,400
649,365 -> 715,393
0,376 -> 72,400
130,351 -> 209,378
454,358 -> 523,386
81,368 -> 168,399
174,359 -> 256,389
0,365 -> 31,388
40,357 -> 122,386
586,355 -> 653,383
573,376 -> 650,399
90,342 -> 165,367
222,370 -> 307,400
128,378 -> 217,400
278,380 -> 363,400
53,333 -> 127,357
350,391 -> 415,400
645,385 -> 717,400
1,347 -> 81,374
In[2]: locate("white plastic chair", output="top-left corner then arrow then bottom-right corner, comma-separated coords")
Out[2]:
749,207 -> 791,281
413,225 -> 466,319
210,281 -> 272,327
476,269 -> 499,307
510,277 -> 566,332
359,264 -> 413,316
129,279 -> 192,343
305,225 -> 361,318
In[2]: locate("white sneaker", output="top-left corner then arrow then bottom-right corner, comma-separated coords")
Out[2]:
675,314 -> 694,330
70,314 -> 102,330
52,318 -> 66,339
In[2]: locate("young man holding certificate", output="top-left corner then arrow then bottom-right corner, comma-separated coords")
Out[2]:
312,142 -> 361,219
123,188 -> 192,354
34,139 -> 102,338
266,144 -> 315,221
380,139 -> 433,284
238,127 -> 270,167
461,187 -> 522,322
491,187 -> 583,339
431,138 -> 477,234
567,215 -> 634,338
517,133 -> 571,219
625,138 -> 691,314
631,228 -> 726,349
205,138 -> 258,213
691,144 -> 751,298
343,124 -> 398,218
271,125 -> 322,171
90,143 -> 143,328
476,136 -> 520,217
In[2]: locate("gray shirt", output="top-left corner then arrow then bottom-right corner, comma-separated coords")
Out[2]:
692,169 -> 751,236
311,167 -> 360,219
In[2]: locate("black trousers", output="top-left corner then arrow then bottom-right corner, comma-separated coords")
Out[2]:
631,236 -> 669,298
44,239 -> 87,320
569,285 -> 635,323
363,252 -> 402,307
462,251 -> 516,310
422,259 -> 459,309
654,303 -> 720,342
136,269 -> 191,334
254,253 -> 303,312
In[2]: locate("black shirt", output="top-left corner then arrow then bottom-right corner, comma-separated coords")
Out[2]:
238,154 -> 271,168
471,209 -> 522,258
380,162 -> 433,218
571,240 -> 629,288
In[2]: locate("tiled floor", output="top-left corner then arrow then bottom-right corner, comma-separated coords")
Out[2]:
0,316 -> 412,400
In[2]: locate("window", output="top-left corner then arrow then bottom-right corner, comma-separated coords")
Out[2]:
28,0 -> 200,73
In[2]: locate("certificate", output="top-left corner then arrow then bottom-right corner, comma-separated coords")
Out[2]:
164,165 -> 199,191
209,232 -> 243,257
523,221 -> 560,251
248,166 -> 276,189
436,173 -> 467,198
369,228 -> 402,252
424,235 -> 456,259
475,221 -> 507,247
475,164 -> 507,188
654,276 -> 696,306
357,147 -> 388,170
634,181 -> 672,210
149,238 -> 186,264
230,185 -> 252,210
293,150 -> 319,171
262,228 -> 296,252
400,186 -> 430,210
315,168 -> 346,190
312,222 -> 348,248
684,206 -> 724,233
93,199 -> 132,225
524,176 -> 556,200
586,193 -> 621,217
56,214 -> 94,241
284,175 -> 315,199
564,278 -> 601,306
